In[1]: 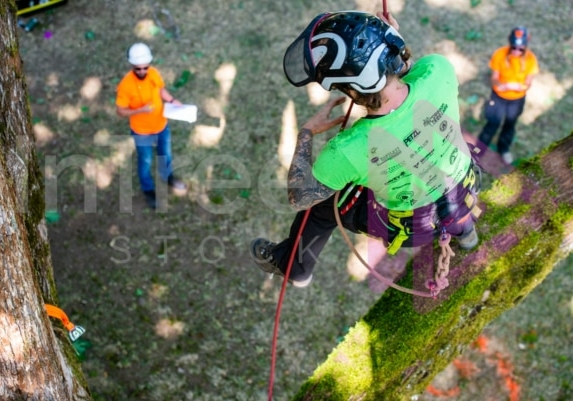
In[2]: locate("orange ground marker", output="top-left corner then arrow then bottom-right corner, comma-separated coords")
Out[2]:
427,334 -> 521,400
453,357 -> 479,379
472,334 -> 489,353
426,384 -> 461,397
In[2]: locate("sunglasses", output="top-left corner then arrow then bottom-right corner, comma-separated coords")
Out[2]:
133,66 -> 149,71
510,46 -> 525,53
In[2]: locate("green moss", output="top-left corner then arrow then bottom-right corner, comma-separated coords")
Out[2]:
293,141 -> 573,399
52,324 -> 91,392
1,1 -> 14,18
8,44 -> 18,57
1,11 -> 89,394
552,204 -> 573,225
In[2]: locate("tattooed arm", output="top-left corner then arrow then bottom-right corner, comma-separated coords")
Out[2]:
287,96 -> 347,210
287,128 -> 336,209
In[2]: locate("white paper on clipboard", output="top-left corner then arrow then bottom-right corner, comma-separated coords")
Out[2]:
163,103 -> 198,123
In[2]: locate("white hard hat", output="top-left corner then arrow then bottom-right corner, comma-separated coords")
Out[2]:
127,43 -> 153,65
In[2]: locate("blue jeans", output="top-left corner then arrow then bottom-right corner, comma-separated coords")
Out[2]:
131,124 -> 173,192
478,91 -> 525,154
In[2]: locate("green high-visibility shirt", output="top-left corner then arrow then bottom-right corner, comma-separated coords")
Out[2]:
312,54 -> 472,210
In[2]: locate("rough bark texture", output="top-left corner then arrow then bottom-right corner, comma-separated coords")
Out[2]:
294,133 -> 573,401
0,1 -> 91,400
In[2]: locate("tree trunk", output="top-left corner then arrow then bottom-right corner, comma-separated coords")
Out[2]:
294,132 -> 573,400
0,1 -> 91,400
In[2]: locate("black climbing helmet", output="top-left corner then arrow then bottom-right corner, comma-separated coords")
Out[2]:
508,26 -> 529,47
283,11 -> 407,94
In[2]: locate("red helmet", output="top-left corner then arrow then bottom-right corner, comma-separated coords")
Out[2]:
284,11 -> 407,94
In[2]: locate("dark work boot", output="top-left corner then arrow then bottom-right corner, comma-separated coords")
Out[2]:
250,238 -> 312,288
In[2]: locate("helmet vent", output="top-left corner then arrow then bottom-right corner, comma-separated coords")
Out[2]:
358,39 -> 366,49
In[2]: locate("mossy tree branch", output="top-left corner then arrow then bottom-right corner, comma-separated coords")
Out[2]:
294,132 -> 573,401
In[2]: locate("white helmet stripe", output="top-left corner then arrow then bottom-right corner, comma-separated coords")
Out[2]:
311,33 -> 347,68
311,45 -> 328,66
320,43 -> 388,91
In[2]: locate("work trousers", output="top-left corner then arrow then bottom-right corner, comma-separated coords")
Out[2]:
478,91 -> 526,154
271,181 -> 476,282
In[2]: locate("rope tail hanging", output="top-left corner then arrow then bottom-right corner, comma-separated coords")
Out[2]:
267,99 -> 354,401
332,191 -> 437,298
267,208 -> 310,401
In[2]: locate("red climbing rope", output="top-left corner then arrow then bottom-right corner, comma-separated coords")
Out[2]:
267,207 -> 311,401
267,4 -> 451,397
267,100 -> 354,400
382,0 -> 389,20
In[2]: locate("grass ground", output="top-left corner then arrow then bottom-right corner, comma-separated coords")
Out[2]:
15,0 -> 573,399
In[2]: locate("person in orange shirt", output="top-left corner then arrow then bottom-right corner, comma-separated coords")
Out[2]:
116,43 -> 187,209
477,27 -> 539,165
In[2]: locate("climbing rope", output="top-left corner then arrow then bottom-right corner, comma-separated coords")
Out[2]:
267,203 -> 311,401
328,0 -> 446,298
333,190 -> 438,298
267,100 -> 355,401
266,2 -> 462,398
382,0 -> 389,19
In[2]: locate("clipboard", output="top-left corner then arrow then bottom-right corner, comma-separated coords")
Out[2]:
163,103 -> 198,123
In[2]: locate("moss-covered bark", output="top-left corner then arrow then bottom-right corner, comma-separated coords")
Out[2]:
294,133 -> 573,401
0,1 -> 91,399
